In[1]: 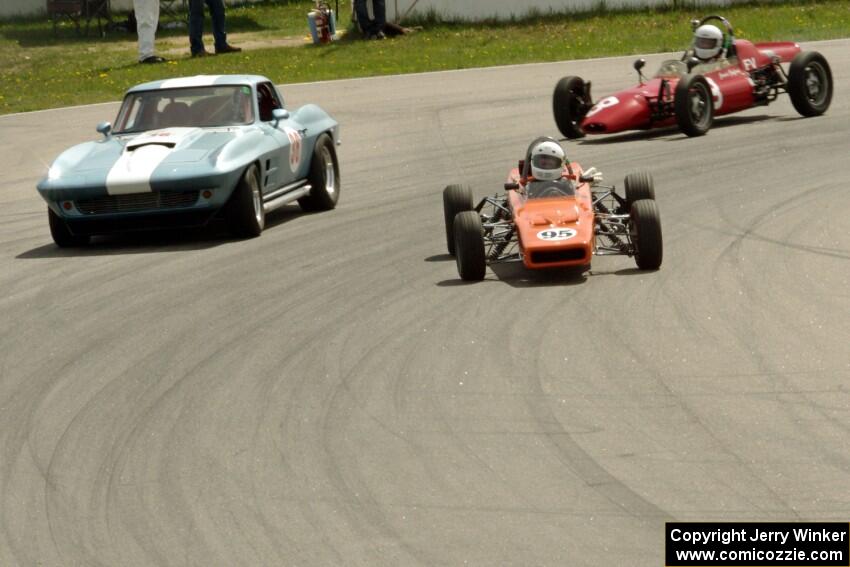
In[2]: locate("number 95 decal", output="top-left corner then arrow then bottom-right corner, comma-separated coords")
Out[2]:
537,228 -> 577,241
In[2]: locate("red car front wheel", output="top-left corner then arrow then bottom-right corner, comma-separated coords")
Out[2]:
674,74 -> 714,137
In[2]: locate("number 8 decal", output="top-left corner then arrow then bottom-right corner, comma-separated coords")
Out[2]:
585,96 -> 619,118
705,77 -> 723,111
283,127 -> 303,173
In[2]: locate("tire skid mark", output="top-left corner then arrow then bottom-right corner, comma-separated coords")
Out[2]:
691,178 -> 850,500
513,290 -> 675,521
314,296 -> 454,565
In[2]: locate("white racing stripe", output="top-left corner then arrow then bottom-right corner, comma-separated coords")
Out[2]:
106,127 -> 201,195
160,75 -> 223,89
105,144 -> 172,195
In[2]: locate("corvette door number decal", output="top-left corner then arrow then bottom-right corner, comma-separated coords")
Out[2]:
537,228 -> 577,241
284,127 -> 303,173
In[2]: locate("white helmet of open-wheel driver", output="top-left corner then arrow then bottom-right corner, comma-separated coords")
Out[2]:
530,140 -> 565,181
693,24 -> 724,61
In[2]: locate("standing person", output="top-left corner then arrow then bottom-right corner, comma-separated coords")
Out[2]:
134,0 -> 165,63
189,0 -> 242,57
354,0 -> 386,40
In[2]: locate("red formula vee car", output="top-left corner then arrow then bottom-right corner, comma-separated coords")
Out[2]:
442,137 -> 662,281
553,15 -> 833,138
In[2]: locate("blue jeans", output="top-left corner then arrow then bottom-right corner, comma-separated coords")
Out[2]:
354,0 -> 386,36
189,0 -> 227,54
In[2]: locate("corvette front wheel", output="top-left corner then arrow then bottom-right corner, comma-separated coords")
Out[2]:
442,183 -> 473,255
788,51 -> 832,117
226,164 -> 264,238
553,76 -> 588,139
299,133 -> 340,211
629,199 -> 663,270
674,74 -> 713,137
48,208 -> 90,247
453,211 -> 486,281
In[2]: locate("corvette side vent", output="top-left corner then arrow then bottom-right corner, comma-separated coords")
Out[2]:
76,190 -> 199,215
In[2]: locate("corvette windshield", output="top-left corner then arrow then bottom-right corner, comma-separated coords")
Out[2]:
114,85 -> 254,133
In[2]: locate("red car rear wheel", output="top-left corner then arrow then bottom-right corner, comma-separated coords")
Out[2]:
788,51 -> 833,117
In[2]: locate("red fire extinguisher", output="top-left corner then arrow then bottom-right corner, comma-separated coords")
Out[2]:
308,1 -> 336,45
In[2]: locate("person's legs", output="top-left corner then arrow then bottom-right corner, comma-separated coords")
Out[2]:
134,0 -> 158,60
353,0 -> 377,36
372,0 -> 386,30
188,0 -> 206,55
206,0 -> 228,52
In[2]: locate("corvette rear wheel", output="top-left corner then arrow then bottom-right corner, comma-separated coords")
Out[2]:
299,133 -> 340,211
674,74 -> 713,137
48,208 -> 90,247
629,199 -> 663,270
623,171 -> 655,210
227,164 -> 264,238
454,210 -> 486,281
553,76 -> 588,139
442,184 -> 473,255
788,51 -> 833,117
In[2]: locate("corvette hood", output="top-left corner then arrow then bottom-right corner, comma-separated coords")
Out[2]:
125,127 -> 208,151
106,127 -> 232,194
39,127 -> 247,196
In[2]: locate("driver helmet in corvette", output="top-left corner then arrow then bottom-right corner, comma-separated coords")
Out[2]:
530,140 -> 566,181
693,24 -> 724,61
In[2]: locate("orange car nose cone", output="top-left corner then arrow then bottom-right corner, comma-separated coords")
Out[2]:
525,203 -> 579,227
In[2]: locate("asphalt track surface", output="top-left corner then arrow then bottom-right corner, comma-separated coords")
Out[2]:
1,40 -> 849,566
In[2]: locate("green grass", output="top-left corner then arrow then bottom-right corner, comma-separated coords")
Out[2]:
1,0 -> 848,115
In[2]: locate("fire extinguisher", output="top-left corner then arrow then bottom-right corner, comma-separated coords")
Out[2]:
308,1 -> 336,45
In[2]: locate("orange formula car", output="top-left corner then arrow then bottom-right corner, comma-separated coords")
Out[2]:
442,137 -> 662,281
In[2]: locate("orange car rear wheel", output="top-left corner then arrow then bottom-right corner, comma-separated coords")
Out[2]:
453,210 -> 486,281
443,184 -> 473,255
630,199 -> 663,270
624,171 -> 655,210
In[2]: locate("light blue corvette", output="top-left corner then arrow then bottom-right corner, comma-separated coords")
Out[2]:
37,74 -> 340,246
